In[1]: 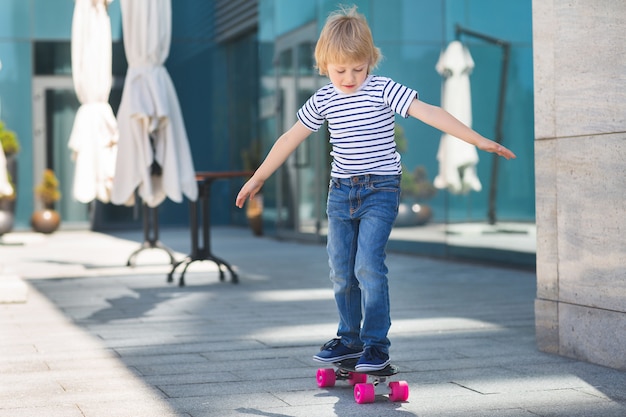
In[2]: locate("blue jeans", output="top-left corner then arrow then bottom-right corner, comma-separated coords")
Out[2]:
326,174 -> 400,353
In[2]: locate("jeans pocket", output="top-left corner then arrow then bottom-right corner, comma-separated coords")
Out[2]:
369,176 -> 400,193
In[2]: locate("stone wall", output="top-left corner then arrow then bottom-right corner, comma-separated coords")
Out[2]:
533,0 -> 626,370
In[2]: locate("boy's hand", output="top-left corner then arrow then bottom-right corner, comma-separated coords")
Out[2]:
235,178 -> 264,208
479,139 -> 517,160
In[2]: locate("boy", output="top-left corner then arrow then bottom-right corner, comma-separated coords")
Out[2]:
235,6 -> 515,371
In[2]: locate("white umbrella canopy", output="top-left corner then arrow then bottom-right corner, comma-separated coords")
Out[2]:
433,40 -> 482,194
68,0 -> 118,204
0,147 -> 12,197
111,0 -> 198,207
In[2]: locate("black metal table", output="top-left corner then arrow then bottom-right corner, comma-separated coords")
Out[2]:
127,204 -> 177,267
168,171 -> 253,286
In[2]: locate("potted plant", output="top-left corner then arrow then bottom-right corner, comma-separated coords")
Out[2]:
0,121 -> 19,235
395,125 -> 437,226
31,169 -> 62,234
0,121 -> 20,157
241,140 -> 263,236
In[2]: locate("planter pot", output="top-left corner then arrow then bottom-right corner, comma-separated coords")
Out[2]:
395,200 -> 433,227
0,210 -> 14,236
245,194 -> 263,236
31,209 -> 61,234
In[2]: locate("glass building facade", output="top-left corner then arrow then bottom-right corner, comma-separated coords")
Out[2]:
253,0 -> 535,265
0,0 -> 534,265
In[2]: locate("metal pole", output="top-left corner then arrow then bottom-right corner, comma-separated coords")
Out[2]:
454,25 -> 511,224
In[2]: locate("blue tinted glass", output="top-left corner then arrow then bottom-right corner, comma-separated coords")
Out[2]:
32,0 -> 73,40
0,0 -> 30,38
372,0 -> 444,43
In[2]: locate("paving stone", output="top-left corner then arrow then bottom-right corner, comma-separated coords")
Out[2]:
0,228 -> 624,417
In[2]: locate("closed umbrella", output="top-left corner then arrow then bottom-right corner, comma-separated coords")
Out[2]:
68,0 -> 118,204
0,147 -> 12,197
111,0 -> 198,207
433,40 -> 482,194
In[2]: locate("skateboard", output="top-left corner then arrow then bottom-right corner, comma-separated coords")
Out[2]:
316,358 -> 409,404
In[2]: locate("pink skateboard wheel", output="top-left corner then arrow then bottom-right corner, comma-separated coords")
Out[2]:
388,381 -> 409,402
354,383 -> 376,404
348,372 -> 367,385
316,368 -> 336,387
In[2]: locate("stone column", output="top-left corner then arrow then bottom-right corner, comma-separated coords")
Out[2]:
533,0 -> 626,370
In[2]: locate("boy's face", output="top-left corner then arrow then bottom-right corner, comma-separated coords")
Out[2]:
327,61 -> 369,94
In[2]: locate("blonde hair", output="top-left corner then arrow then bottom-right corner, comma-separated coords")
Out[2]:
314,5 -> 381,76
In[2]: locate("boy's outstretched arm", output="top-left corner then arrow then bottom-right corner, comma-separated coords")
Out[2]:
407,99 -> 516,160
235,121 -> 312,208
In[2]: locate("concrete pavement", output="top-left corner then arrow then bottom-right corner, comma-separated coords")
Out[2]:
1,227 -> 625,416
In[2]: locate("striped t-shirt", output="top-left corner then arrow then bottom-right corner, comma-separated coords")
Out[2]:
297,75 -> 418,178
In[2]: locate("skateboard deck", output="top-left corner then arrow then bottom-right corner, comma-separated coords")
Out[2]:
334,358 -> 398,376
316,358 -> 409,404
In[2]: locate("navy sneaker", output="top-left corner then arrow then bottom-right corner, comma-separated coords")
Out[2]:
313,338 -> 363,363
354,346 -> 390,372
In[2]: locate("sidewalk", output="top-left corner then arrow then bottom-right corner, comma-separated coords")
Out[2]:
1,227 -> 625,417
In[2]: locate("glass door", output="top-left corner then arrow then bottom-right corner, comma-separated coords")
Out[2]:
33,76 -> 90,227
274,22 -> 329,240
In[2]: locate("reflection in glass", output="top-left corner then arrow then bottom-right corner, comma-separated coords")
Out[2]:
35,41 -> 127,76
297,41 -> 315,76
45,89 -> 89,224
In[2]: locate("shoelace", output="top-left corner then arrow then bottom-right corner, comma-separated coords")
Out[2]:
320,338 -> 342,351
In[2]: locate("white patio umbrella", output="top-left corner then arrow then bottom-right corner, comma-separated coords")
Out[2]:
433,40 -> 482,194
0,147 -> 12,197
68,0 -> 118,204
111,0 -> 198,207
